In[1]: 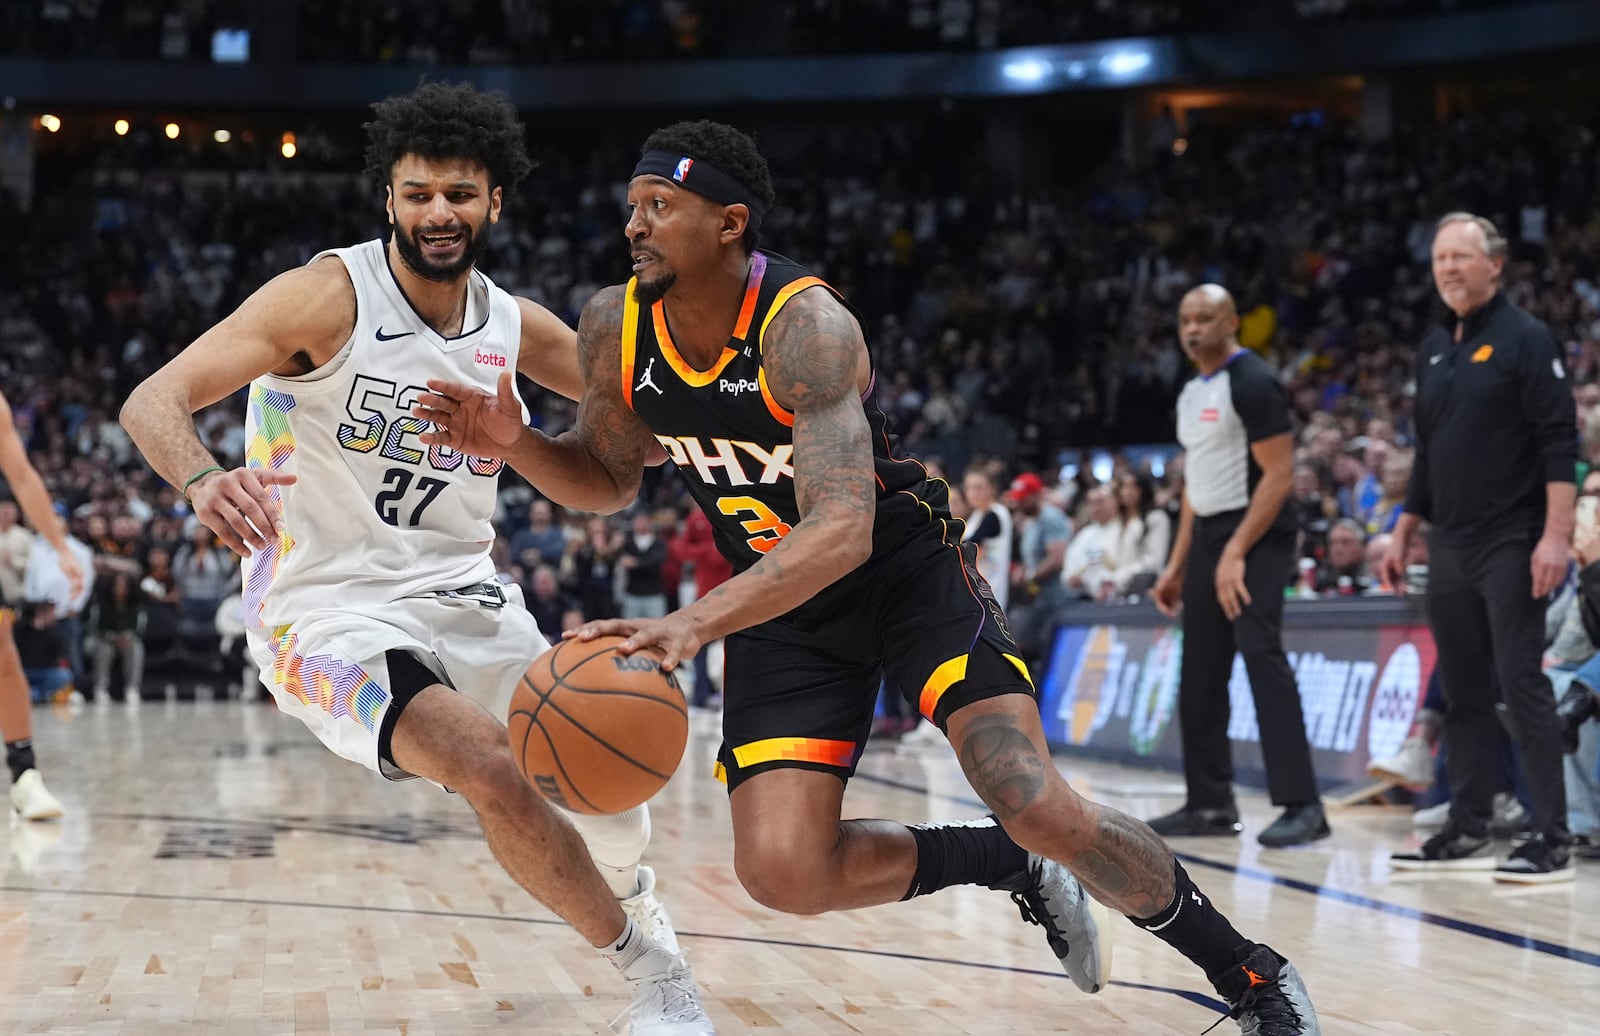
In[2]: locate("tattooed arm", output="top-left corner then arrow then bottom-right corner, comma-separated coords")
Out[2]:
671,287 -> 876,644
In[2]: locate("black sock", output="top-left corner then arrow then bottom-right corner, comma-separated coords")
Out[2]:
1127,859 -> 1251,983
901,815 -> 1030,900
7,738 -> 36,782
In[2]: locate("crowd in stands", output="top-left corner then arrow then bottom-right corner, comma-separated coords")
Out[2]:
3,98 -> 1600,704
0,0 -> 1543,62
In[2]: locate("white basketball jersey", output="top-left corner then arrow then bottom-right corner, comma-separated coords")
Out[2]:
242,238 -> 527,630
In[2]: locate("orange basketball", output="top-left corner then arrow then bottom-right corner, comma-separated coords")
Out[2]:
507,635 -> 689,815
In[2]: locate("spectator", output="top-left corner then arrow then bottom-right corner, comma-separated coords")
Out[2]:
1005,471 -> 1073,669
0,500 -> 30,604
1385,212 -> 1577,882
510,498 -> 567,572
568,516 -> 623,622
138,546 -> 181,672
22,510 -> 95,689
618,511 -> 669,620
960,467 -> 1013,610
1365,450 -> 1413,535
1316,519 -> 1370,595
668,507 -> 733,707
87,570 -> 145,704
1061,485 -> 1119,600
1112,471 -> 1171,597
525,564 -> 580,643
1149,284 -> 1328,847
14,601 -> 72,704
171,521 -> 233,662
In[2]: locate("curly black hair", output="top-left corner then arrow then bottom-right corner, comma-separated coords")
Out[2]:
641,120 -> 775,252
363,81 -> 533,193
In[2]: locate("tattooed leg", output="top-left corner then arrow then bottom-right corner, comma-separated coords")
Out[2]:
946,700 -> 1177,918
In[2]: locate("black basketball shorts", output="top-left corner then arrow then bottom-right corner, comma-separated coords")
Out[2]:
715,528 -> 1036,790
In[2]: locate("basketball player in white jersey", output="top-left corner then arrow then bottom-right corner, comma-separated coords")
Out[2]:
120,83 -> 713,1035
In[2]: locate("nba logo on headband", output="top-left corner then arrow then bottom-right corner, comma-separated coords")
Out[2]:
672,157 -> 694,182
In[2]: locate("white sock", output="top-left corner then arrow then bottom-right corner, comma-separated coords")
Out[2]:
561,805 -> 650,899
599,918 -> 647,971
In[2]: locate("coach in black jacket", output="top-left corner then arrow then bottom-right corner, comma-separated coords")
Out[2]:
1382,212 -> 1577,882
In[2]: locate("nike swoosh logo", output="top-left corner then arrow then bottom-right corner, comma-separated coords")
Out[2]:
375,328 -> 413,341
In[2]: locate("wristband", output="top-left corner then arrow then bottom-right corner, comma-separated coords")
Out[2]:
181,465 -> 225,502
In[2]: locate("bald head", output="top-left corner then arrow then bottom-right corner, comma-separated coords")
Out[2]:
1177,283 -> 1241,373
1181,283 -> 1238,316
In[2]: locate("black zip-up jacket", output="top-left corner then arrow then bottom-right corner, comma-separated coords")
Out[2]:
1404,292 -> 1576,545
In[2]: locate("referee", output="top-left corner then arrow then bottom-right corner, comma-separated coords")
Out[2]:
1384,212 -> 1577,883
1149,284 -> 1329,848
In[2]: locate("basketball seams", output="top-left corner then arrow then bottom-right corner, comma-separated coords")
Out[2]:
549,683 -> 688,716
529,714 -> 605,814
540,692 -> 683,781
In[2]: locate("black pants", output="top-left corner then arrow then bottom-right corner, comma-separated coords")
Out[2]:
1425,535 -> 1568,842
1179,518 -> 1319,809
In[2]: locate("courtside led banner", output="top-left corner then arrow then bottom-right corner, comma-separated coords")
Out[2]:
1037,612 -> 1436,786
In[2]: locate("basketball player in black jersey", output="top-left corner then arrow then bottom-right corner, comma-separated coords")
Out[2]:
417,122 -> 1319,1033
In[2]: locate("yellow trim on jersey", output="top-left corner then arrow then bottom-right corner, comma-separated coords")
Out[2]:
1003,653 -> 1035,692
621,280 -> 640,410
918,654 -> 969,721
756,277 -> 828,355
651,302 -> 739,386
752,276 -> 829,424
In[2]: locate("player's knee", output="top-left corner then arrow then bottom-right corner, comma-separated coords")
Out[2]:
734,845 -> 832,915
453,749 -> 529,815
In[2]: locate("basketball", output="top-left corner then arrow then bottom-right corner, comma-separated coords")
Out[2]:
507,635 -> 689,815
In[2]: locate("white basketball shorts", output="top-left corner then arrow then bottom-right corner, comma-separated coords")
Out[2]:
246,586 -> 549,780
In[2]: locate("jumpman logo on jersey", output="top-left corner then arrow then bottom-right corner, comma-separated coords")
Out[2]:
636,357 -> 664,396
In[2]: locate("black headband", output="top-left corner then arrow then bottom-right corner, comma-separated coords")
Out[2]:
631,149 -> 767,232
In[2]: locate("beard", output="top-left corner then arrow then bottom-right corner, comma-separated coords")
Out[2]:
393,221 -> 491,283
631,269 -> 677,307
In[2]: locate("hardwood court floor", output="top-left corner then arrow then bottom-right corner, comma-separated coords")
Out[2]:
2,700 -> 1594,1034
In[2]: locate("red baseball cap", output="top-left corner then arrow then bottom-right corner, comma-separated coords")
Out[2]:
1007,472 -> 1045,500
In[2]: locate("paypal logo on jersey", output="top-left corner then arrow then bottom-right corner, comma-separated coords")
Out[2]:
474,350 -> 507,368
718,377 -> 760,396
673,157 -> 694,182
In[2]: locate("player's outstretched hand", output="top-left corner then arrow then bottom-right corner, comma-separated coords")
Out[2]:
189,466 -> 297,558
414,371 -> 526,459
567,613 -> 703,672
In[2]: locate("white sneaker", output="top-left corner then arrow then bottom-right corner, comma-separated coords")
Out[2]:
895,720 -> 946,754
620,866 -> 681,956
1368,736 -> 1434,789
9,769 -> 65,821
617,944 -> 715,1035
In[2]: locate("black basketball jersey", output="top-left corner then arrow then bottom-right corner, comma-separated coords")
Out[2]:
621,250 -> 952,576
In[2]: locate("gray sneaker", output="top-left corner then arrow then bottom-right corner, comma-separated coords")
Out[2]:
1209,945 -> 1320,1035
990,854 -> 1113,993
1389,824 -> 1496,871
